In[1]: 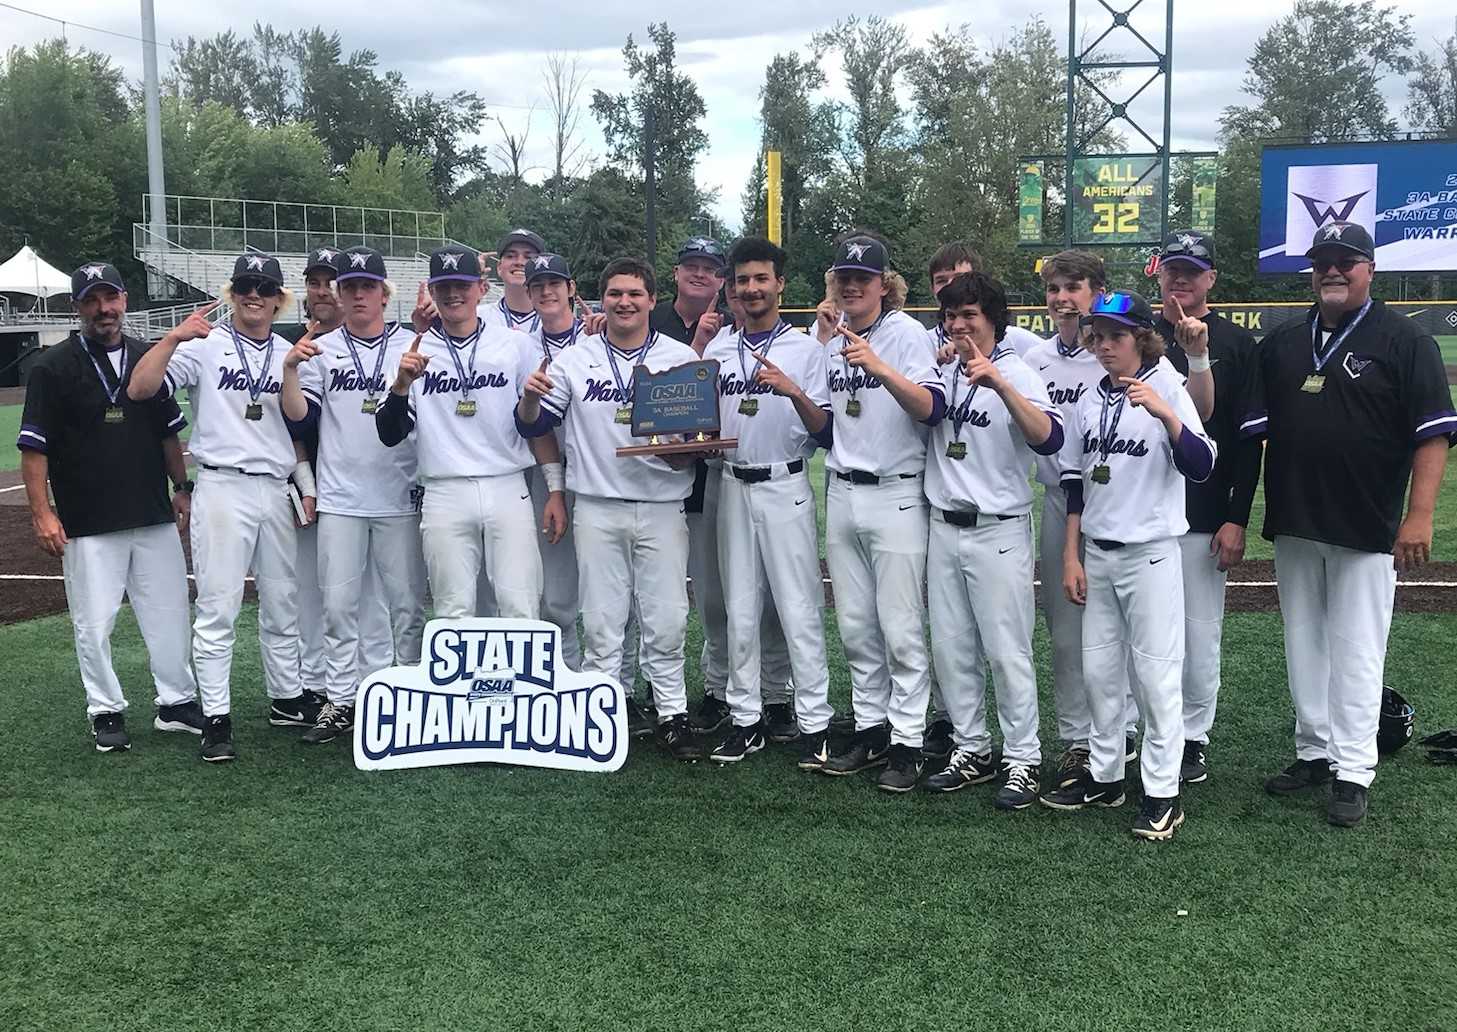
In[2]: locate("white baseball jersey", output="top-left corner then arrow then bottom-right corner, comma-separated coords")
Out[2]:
539,331 -> 698,501
924,347 -> 1060,516
479,296 -> 541,335
1058,361 -> 1216,544
297,324 -> 419,516
928,323 -> 1042,360
531,320 -> 586,366
1023,332 -> 1104,489
164,323 -> 297,479
703,322 -> 830,465
825,309 -> 942,477
393,319 -> 538,480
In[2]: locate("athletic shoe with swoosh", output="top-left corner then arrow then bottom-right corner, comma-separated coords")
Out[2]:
1039,771 -> 1126,810
1132,794 -> 1184,841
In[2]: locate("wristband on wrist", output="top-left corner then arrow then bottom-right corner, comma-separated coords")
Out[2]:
291,460 -> 317,497
1187,353 -> 1211,373
542,462 -> 566,493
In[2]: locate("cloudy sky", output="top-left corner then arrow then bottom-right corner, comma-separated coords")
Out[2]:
3,1 -> 1453,232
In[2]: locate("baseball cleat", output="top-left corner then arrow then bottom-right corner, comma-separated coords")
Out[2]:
924,747 -> 1002,792
269,692 -> 324,728
1263,758 -> 1334,796
200,714 -> 237,763
154,701 -> 205,735
1180,741 -> 1209,784
1327,780 -> 1369,827
763,703 -> 800,744
655,714 -> 704,762
1040,772 -> 1126,810
689,695 -> 731,735
876,744 -> 924,793
711,722 -> 766,764
822,724 -> 891,776
995,762 -> 1041,811
797,730 -> 831,771
1052,745 -> 1091,790
922,718 -> 955,763
625,697 -> 655,739
301,702 -> 355,745
92,712 -> 130,752
1132,795 -> 1184,841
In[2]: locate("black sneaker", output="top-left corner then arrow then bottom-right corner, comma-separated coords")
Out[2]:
822,724 -> 891,776
1052,745 -> 1091,790
764,703 -> 800,743
924,747 -> 1001,792
301,702 -> 355,745
996,762 -> 1041,811
92,712 -> 130,752
269,693 -> 324,728
876,743 -> 924,794
711,722 -> 766,764
1264,758 -> 1334,796
797,729 -> 831,771
1125,732 -> 1138,764
1180,740 -> 1209,784
154,701 -> 205,735
922,718 -> 955,763
200,714 -> 237,763
1040,771 -> 1126,810
1132,794 -> 1185,841
1327,779 -> 1368,827
655,714 -> 704,762
625,697 -> 655,738
689,694 -> 731,734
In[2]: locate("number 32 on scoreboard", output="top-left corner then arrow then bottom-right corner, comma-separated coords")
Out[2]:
1092,202 -> 1140,234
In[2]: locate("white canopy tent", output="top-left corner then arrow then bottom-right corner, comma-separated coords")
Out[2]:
0,245 -> 72,311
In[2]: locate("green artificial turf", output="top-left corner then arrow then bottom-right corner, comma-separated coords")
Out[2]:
0,403 -> 20,471
3,604 -> 1455,1032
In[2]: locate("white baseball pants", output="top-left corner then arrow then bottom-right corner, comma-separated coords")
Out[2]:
574,496 -> 690,720
61,523 -> 196,718
190,467 -> 301,716
421,474 -> 541,621
687,469 -> 730,700
317,512 -> 427,705
717,465 -> 832,734
1082,537 -> 1185,797
928,510 -> 1041,764
826,474 -> 933,748
1273,535 -> 1395,789
297,521 -> 393,691
1179,532 -> 1229,744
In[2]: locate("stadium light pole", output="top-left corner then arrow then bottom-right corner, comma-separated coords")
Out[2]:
140,0 -> 168,253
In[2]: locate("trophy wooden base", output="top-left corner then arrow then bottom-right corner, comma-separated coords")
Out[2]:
616,435 -> 738,457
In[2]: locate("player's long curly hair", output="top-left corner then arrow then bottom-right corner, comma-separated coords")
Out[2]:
1132,325 -> 1166,365
823,267 -> 909,311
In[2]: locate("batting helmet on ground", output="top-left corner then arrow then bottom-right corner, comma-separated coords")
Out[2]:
1377,687 -> 1415,755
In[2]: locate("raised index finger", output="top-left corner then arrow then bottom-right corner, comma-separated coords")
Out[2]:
197,300 -> 220,318
408,331 -> 423,353
1169,295 -> 1186,322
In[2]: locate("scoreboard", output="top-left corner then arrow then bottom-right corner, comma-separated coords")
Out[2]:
1071,156 -> 1164,245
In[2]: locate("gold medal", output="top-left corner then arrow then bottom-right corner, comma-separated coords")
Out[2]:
245,403 -> 264,421
845,398 -> 862,417
614,406 -> 632,425
945,441 -> 966,460
738,398 -> 758,417
103,405 -> 125,425
455,399 -> 477,417
1092,464 -> 1111,484
361,397 -> 379,415
1300,375 -> 1325,393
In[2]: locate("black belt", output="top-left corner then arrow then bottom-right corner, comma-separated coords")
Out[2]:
940,509 -> 1019,529
729,458 -> 804,483
1091,538 -> 1125,551
833,469 -> 919,486
201,463 -> 269,478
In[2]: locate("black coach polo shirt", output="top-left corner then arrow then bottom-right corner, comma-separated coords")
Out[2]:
17,332 -> 187,538
650,299 -> 726,347
1242,299 -> 1456,554
1157,311 -> 1263,534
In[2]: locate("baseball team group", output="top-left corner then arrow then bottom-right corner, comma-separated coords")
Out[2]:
18,217 -> 1452,841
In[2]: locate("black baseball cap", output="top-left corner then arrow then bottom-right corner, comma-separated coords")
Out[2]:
675,237 -> 725,269
429,244 -> 482,285
1306,221 -> 1375,261
304,247 -> 341,276
524,253 -> 572,286
336,246 -> 388,283
831,236 -> 888,275
1083,290 -> 1155,329
71,261 -> 126,299
496,228 -> 546,254
1157,230 -> 1216,271
231,253 -> 284,285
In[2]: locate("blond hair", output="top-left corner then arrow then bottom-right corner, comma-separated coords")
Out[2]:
221,283 -> 295,320
823,268 -> 908,311
332,277 -> 398,304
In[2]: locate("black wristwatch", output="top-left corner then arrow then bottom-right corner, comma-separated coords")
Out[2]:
173,479 -> 194,494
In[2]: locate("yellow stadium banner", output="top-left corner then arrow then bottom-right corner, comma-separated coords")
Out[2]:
766,150 -> 782,245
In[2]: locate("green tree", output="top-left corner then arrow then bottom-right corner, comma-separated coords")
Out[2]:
1405,29 -> 1457,136
739,52 -> 835,251
343,146 -> 439,212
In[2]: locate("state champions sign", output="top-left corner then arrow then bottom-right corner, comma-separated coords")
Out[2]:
352,618 -> 627,773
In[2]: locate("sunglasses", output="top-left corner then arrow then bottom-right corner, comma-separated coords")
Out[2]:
233,277 -> 281,297
1311,256 -> 1369,274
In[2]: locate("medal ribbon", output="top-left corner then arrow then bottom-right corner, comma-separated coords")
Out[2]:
1097,364 -> 1149,465
501,298 -> 541,334
342,322 -> 396,399
1310,298 -> 1372,372
840,309 -> 889,400
81,335 -> 128,405
947,345 -> 1006,442
605,330 -> 657,405
228,321 -> 274,404
736,320 -> 791,387
540,319 -> 580,365
441,318 -> 485,401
